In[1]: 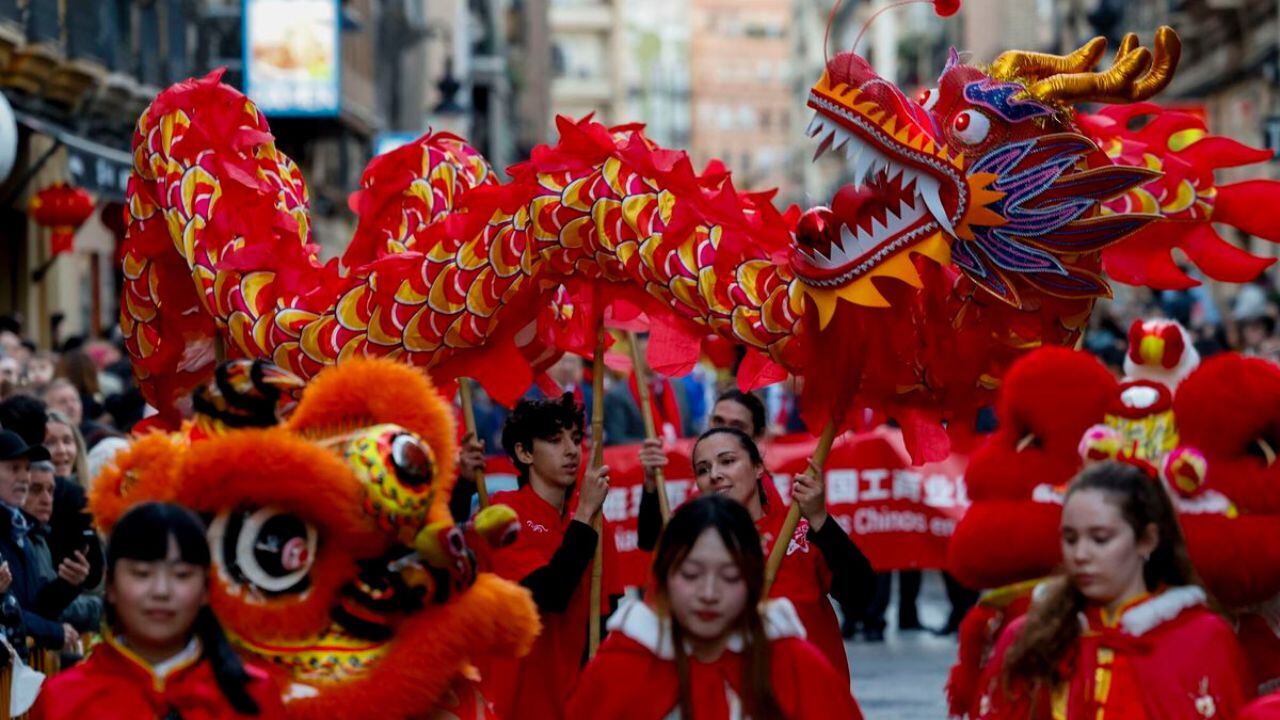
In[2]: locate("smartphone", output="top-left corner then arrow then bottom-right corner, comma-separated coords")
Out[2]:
80,528 -> 96,555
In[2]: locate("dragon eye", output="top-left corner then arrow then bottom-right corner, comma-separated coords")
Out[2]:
209,508 -> 317,595
391,434 -> 434,489
951,110 -> 991,145
917,87 -> 939,111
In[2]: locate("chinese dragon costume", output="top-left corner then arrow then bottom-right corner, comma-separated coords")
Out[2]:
945,320 -> 1280,714
91,357 -> 540,719
121,26 -> 1280,461
112,16 -> 1280,717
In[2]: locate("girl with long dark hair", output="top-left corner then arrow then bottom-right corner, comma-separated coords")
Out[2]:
682,426 -> 874,681
31,502 -> 285,719
567,494 -> 861,719
976,461 -> 1254,719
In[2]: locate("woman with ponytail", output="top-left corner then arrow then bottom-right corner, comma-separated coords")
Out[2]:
31,502 -> 285,719
976,461 -> 1254,719
566,494 -> 861,719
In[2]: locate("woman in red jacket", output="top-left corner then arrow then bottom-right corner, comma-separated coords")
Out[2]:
567,493 -> 861,719
683,426 -> 874,681
31,502 -> 285,720
976,461 -> 1254,719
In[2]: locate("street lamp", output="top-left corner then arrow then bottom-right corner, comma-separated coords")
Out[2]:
431,58 -> 468,135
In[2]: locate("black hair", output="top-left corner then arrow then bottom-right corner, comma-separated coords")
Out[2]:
713,390 -> 767,438
107,503 -> 261,715
0,394 -> 48,447
500,393 -> 585,485
691,426 -> 769,509
652,495 -> 781,720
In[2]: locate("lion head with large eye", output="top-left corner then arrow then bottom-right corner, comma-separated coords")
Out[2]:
92,358 -> 538,719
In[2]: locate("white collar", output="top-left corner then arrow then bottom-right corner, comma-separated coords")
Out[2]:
1115,586 -> 1207,637
121,636 -> 202,679
1071,585 -> 1208,637
606,593 -> 806,661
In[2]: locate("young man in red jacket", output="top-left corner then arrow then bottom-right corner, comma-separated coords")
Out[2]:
480,393 -> 612,720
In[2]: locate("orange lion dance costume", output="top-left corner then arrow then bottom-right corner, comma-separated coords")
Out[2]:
91,357 -> 540,719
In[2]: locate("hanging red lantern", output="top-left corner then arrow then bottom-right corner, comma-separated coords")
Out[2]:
28,182 -> 95,255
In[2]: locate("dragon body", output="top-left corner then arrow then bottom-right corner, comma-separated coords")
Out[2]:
123,30 -> 1280,458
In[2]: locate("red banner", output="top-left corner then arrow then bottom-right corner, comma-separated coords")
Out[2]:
482,428 -> 968,589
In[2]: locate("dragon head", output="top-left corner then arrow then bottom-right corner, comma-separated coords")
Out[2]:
92,358 -> 538,719
795,29 -> 1180,320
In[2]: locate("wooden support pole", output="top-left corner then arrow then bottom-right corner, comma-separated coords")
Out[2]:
588,323 -> 608,658
627,332 -> 670,524
459,378 -> 490,509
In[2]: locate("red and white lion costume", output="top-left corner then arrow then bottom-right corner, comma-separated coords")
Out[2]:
946,320 -> 1280,714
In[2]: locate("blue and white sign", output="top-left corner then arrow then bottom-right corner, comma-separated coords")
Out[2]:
373,132 -> 421,158
243,0 -> 341,117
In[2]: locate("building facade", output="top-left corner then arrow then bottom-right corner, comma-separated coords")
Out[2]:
549,0 -> 624,127
689,0 -> 792,194
621,0 -> 690,148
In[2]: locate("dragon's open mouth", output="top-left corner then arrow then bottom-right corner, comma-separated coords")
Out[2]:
791,53 -> 967,313
801,118 -> 942,278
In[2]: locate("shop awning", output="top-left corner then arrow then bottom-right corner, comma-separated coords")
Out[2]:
15,111 -> 132,202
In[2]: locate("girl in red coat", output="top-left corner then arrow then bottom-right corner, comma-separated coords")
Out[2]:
567,493 -> 862,719
684,427 -> 874,681
31,502 -> 285,720
976,461 -> 1255,719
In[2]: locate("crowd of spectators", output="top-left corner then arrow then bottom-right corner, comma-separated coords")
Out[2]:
0,313 -> 142,676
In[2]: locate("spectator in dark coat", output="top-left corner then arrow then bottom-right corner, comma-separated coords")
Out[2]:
24,461 -> 98,633
0,430 -> 75,654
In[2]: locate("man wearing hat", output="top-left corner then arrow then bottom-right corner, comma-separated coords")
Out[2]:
0,429 -> 77,653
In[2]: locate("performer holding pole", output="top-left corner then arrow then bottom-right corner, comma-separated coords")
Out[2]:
478,359 -> 611,719
764,421 -> 837,596
689,421 -> 873,683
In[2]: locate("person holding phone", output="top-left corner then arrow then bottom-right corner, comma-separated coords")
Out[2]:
24,460 -> 101,642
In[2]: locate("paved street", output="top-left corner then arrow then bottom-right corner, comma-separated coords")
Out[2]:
845,572 -> 958,719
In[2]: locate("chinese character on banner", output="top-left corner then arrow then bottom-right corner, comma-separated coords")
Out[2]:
861,469 -> 891,501
924,474 -> 956,508
892,470 -> 923,502
827,470 -> 858,504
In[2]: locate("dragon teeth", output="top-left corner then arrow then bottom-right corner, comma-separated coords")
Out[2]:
885,161 -> 905,187
832,127 -> 853,152
917,176 -> 955,236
